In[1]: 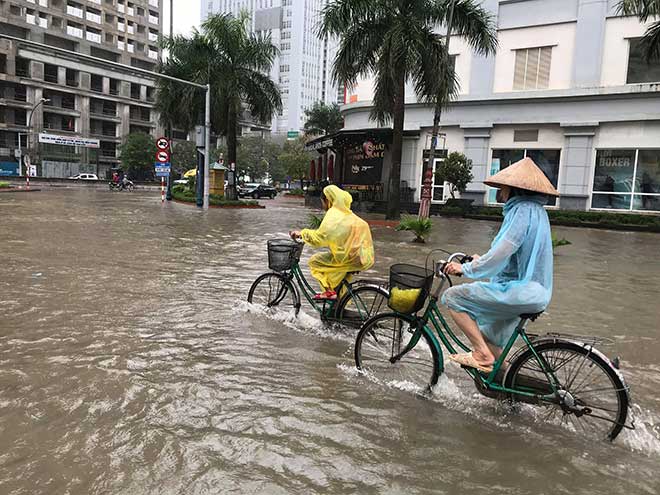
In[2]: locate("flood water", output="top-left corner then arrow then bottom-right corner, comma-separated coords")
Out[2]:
1,189 -> 659,494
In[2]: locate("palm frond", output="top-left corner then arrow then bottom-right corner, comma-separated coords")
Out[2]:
616,0 -> 660,21
427,0 -> 498,55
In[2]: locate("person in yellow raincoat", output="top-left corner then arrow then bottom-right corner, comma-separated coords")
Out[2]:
289,185 -> 374,300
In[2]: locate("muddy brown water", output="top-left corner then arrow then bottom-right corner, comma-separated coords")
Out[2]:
1,189 -> 659,494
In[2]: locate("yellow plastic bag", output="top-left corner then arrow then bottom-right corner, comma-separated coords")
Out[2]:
389,287 -> 422,314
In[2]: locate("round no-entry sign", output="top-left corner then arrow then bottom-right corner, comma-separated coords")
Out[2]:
156,150 -> 170,163
156,137 -> 170,150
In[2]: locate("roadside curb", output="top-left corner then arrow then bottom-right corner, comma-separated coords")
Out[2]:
172,199 -> 266,209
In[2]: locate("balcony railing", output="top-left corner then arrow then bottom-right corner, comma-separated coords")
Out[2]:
86,12 -> 101,24
66,25 -> 83,38
148,49 -> 158,60
86,31 -> 102,44
66,6 -> 83,18
149,15 -> 158,25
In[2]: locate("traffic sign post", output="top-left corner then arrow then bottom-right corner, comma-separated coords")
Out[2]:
156,136 -> 170,151
156,150 -> 170,163
154,162 -> 171,203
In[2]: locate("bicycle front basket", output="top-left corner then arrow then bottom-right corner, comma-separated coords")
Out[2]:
388,264 -> 434,314
267,239 -> 303,272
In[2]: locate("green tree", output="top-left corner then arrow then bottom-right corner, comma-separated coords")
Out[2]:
211,136 -> 282,181
119,133 -> 157,181
278,137 -> 314,188
617,1 -> 660,61
434,151 -> 474,199
157,12 -> 282,170
303,102 -> 344,136
170,140 -> 198,177
319,0 -> 497,219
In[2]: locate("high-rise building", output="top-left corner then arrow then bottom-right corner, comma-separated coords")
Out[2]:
202,0 -> 341,134
0,0 -> 165,179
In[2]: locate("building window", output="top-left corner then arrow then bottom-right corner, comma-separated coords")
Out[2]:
626,38 -> 660,84
489,149 -> 560,205
513,46 -> 552,90
591,149 -> 660,211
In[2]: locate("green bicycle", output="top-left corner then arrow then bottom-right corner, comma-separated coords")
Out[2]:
354,251 -> 633,441
247,239 -> 389,326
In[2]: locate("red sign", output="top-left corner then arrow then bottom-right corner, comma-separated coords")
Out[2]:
156,150 -> 170,163
156,137 -> 170,151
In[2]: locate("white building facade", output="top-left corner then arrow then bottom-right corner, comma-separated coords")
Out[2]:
202,0 -> 341,135
342,0 -> 660,213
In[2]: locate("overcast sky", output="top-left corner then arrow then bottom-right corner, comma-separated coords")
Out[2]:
163,0 -> 201,37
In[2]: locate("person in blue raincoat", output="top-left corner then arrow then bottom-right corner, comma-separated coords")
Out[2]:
441,157 -> 559,373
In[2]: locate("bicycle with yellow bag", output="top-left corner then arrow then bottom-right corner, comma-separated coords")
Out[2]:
354,250 -> 633,441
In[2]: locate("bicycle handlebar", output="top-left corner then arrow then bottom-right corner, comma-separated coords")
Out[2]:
435,252 -> 474,277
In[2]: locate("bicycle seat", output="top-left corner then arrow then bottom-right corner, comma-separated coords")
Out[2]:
520,311 -> 544,321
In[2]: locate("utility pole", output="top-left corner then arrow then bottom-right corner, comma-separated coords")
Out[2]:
165,0 -> 175,200
421,0 -> 456,217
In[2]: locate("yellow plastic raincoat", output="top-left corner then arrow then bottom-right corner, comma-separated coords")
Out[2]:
300,185 -> 375,291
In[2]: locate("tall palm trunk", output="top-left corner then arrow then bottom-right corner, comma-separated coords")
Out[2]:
227,103 -> 238,167
387,72 -> 406,220
226,103 -> 239,200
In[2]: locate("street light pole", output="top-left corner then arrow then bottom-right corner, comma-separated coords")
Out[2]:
203,83 -> 211,210
165,0 -> 174,201
18,97 -> 49,177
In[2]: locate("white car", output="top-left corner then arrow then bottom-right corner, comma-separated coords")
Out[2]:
68,173 -> 99,180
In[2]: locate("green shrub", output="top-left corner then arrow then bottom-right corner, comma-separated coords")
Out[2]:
0,181 -> 11,188
172,187 -> 258,206
308,214 -> 323,229
396,215 -> 433,243
438,206 -> 464,216
286,188 -> 305,196
551,232 -> 571,249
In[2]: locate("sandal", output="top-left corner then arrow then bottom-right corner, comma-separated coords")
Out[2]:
313,290 -> 337,301
447,352 -> 493,373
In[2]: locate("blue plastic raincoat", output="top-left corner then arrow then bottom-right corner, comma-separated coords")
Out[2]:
441,195 -> 553,347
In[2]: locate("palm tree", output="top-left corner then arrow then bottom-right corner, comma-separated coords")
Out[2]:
618,0 -> 660,61
157,13 -> 282,172
303,102 -> 344,136
319,0 -> 497,220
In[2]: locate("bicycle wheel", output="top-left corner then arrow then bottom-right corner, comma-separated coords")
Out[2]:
335,285 -> 389,327
355,313 -> 440,393
504,340 -> 629,441
247,273 -> 300,316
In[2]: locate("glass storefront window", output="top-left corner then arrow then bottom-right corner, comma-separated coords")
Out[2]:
635,150 -> 660,195
489,149 -> 559,206
633,195 -> 660,211
592,149 -> 635,193
591,149 -> 660,212
591,193 -> 632,210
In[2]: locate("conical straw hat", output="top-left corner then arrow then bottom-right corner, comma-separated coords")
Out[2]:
484,157 -> 560,196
